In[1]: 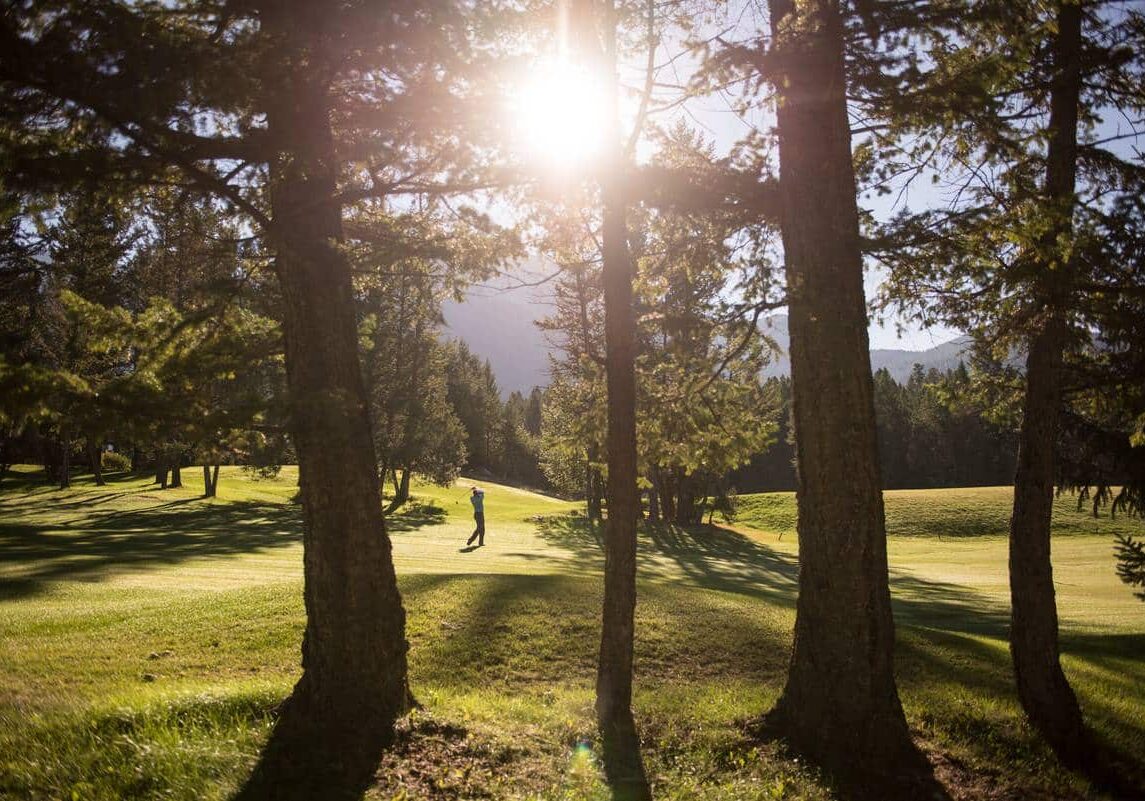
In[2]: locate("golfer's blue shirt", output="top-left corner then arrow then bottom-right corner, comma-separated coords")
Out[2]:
471,492 -> 484,514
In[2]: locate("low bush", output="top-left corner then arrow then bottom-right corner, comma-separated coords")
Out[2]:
101,450 -> 132,473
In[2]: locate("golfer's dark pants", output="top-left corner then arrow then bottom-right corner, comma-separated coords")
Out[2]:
467,512 -> 485,546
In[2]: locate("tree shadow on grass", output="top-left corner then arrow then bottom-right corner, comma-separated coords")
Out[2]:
897,627 -> 1145,799
0,470 -> 145,511
405,571 -> 792,692
889,570 -> 1010,638
1,489 -> 450,601
0,489 -> 139,513
532,512 -> 800,606
890,581 -> 1145,786
409,573 -> 600,689
386,500 -> 447,533
532,512 -> 1014,639
0,500 -> 303,600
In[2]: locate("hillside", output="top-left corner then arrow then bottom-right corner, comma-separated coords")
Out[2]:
441,281 -> 552,397
758,315 -> 972,382
733,485 -> 1142,540
443,276 -> 971,393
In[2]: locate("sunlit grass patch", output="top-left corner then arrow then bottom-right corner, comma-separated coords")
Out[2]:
735,485 -> 1143,539
2,467 -> 1143,799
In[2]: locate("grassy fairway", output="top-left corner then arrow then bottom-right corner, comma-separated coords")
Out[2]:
1,467 -> 1143,800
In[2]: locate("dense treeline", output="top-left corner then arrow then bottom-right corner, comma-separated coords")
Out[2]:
442,341 -> 544,488
733,365 -> 1018,493
0,213 -> 544,500
0,188 -> 287,495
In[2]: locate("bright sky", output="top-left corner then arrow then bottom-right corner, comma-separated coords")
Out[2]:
502,10 -> 965,353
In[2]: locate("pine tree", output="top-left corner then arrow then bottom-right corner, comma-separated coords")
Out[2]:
1,2 -> 516,795
575,0 -> 652,794
869,0 -> 1145,780
705,1 -> 941,795
41,192 -> 135,487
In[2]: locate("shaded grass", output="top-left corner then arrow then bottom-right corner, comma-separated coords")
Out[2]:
1,466 -> 1143,800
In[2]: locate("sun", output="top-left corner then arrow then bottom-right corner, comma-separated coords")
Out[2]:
510,58 -> 609,170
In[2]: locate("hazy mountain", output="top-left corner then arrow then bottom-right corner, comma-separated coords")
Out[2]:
441,284 -> 552,396
760,315 -> 972,382
870,337 -> 975,382
443,289 -> 970,395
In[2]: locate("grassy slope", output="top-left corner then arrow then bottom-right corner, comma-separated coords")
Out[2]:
1,466 -> 1142,801
735,485 -> 1143,540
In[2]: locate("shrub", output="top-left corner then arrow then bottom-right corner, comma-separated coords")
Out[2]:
101,450 -> 132,473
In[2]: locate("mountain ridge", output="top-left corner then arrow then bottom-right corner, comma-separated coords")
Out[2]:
444,292 -> 970,395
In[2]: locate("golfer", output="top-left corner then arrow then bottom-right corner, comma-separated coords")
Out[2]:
467,486 -> 486,547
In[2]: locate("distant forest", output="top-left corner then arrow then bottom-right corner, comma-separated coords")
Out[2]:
460,360 -> 1019,497
733,365 -> 1017,493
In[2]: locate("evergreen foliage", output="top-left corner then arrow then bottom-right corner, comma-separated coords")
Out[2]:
1114,533 -> 1145,601
536,128 -> 778,523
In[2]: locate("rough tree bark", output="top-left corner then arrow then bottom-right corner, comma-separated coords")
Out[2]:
58,435 -> 70,490
587,0 -> 652,797
758,2 -> 940,798
385,469 -> 411,515
1009,0 -> 1091,769
232,2 -> 410,799
87,438 -> 104,486
202,464 -> 220,498
587,463 -> 604,521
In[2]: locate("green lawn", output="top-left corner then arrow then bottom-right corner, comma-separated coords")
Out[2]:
735,484 -> 1143,540
1,466 -> 1142,800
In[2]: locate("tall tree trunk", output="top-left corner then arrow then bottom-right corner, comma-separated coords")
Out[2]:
759,2 -> 937,797
87,438 -> 104,486
674,472 -> 697,526
1010,0 -> 1090,769
384,468 -> 411,515
169,462 -> 182,488
234,3 -> 410,798
58,435 -> 70,490
588,465 -> 604,520
646,478 -> 660,524
585,461 -> 595,517
398,469 -> 410,504
588,1 -> 652,798
203,464 -> 219,498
